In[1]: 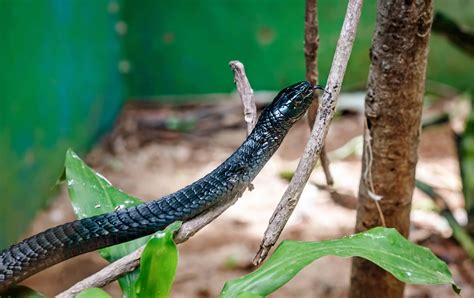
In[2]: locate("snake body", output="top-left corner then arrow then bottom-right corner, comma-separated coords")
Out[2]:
0,81 -> 314,291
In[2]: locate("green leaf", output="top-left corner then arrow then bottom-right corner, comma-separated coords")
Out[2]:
64,149 -> 150,297
236,293 -> 264,298
77,288 -> 112,298
2,285 -> 44,298
220,227 -> 457,298
458,95 -> 474,219
134,221 -> 182,298
278,170 -> 294,182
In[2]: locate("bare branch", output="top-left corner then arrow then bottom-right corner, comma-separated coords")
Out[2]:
56,248 -> 142,298
304,0 -> 319,83
253,0 -> 364,265
57,62 -> 258,298
319,150 -> 333,185
229,60 -> 257,134
304,0 -> 334,186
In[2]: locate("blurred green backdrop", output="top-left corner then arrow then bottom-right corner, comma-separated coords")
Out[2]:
122,0 -> 473,98
0,0 -> 124,248
0,0 -> 473,249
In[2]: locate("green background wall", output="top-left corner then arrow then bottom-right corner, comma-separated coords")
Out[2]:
0,0 -> 124,249
122,0 -> 473,99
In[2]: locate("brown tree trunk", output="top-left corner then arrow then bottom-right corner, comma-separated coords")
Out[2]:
350,1 -> 433,297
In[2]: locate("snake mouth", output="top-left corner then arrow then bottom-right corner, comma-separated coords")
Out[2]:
313,85 -> 329,94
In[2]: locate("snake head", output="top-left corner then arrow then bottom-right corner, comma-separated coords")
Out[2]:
271,81 -> 315,123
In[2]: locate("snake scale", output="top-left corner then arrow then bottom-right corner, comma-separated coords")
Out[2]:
0,81 -> 316,292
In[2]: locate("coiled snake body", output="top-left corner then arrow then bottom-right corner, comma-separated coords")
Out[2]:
0,81 -> 315,291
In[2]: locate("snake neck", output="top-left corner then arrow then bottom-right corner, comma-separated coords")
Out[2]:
149,106 -> 295,224
210,106 -> 292,187
246,109 -> 290,163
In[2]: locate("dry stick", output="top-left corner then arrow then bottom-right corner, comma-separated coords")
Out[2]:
57,63 -> 258,298
229,60 -> 257,135
253,0 -> 364,265
304,0 -> 334,186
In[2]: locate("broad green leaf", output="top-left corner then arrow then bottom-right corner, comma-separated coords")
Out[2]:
220,227 -> 457,298
134,221 -> 181,298
77,288 -> 112,298
64,149 -> 150,296
3,285 -> 44,297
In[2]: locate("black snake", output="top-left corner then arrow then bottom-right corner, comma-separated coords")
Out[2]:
0,81 -> 316,292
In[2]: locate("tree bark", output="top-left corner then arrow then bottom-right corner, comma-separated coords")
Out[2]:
350,1 -> 433,297
304,0 -> 334,186
305,0 -> 320,131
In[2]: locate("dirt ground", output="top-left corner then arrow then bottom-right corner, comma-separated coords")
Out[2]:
20,98 -> 474,297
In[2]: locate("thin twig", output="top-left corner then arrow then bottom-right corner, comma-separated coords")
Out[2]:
253,0 -> 364,265
319,151 -> 333,185
57,62 -> 258,298
304,0 -> 334,186
229,60 -> 257,135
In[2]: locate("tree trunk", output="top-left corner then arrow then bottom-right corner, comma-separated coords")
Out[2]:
350,1 -> 433,297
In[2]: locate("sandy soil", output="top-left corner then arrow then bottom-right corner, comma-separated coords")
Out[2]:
19,100 -> 474,297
